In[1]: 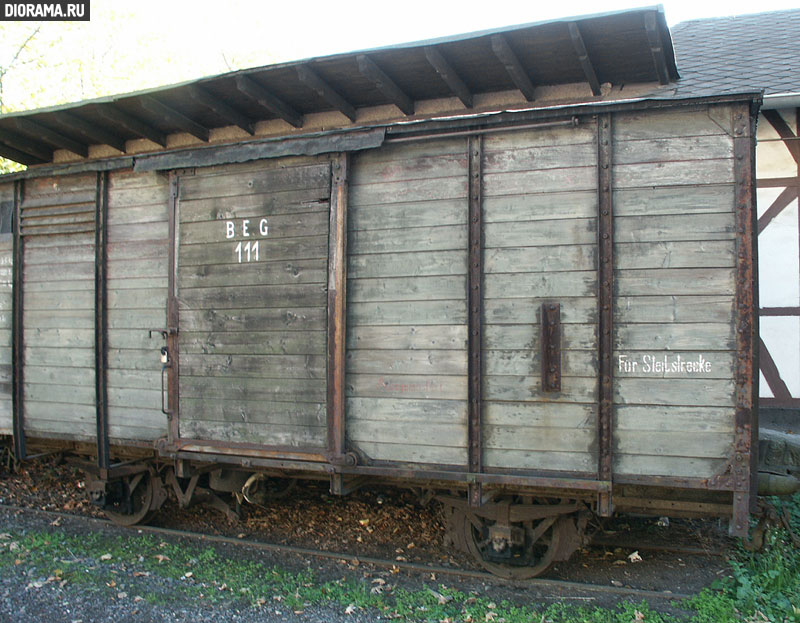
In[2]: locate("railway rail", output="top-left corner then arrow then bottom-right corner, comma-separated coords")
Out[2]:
0,501 -> 720,601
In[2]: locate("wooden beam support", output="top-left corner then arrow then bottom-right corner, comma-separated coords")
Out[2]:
94,105 -> 167,147
568,22 -> 602,96
0,141 -> 47,166
11,180 -> 25,461
644,12 -> 670,85
423,46 -> 473,108
138,96 -> 210,142
6,117 -> 89,157
235,75 -> 303,129
490,34 -> 536,101
187,85 -> 255,135
356,55 -> 414,116
296,64 -> 357,122
57,111 -> 127,153
95,171 -> 110,473
0,128 -> 53,162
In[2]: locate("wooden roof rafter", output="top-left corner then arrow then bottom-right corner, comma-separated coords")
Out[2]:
0,141 -> 48,166
6,117 -> 88,157
56,111 -> 127,153
0,128 -> 53,162
644,11 -> 671,86
137,96 -> 210,142
235,75 -> 304,129
296,64 -> 357,122
568,22 -> 602,96
357,55 -> 415,116
188,85 -> 255,135
423,46 -> 473,109
94,104 -> 167,146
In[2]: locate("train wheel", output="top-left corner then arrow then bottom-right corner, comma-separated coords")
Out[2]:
458,509 -> 567,579
104,470 -> 155,526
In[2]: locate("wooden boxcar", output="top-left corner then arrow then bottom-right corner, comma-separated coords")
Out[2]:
0,8 -> 771,578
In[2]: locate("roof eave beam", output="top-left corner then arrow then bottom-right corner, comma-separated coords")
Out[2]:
296,65 -> 357,122
644,12 -> 671,85
235,75 -> 304,129
6,117 -> 89,158
57,111 -> 127,153
0,141 -> 48,166
568,22 -> 602,96
138,96 -> 210,142
490,34 -> 536,102
95,105 -> 167,147
0,128 -> 53,162
188,85 -> 255,135
356,55 -> 415,116
423,47 -> 473,109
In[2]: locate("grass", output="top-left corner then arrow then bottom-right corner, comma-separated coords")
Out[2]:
1,495 -> 799,622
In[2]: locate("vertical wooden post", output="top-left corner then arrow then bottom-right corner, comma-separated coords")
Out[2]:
328,153 -> 350,492
95,171 -> 110,474
166,171 -> 180,443
597,113 -> 614,516
11,179 -> 25,462
467,135 -> 483,507
731,101 -> 758,535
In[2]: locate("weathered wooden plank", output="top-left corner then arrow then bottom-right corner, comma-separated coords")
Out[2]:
107,387 -> 162,410
615,240 -> 735,270
349,275 -> 466,303
25,290 -> 94,311
180,283 -> 325,310
349,225 -> 466,255
613,134 -> 733,164
614,159 -> 734,188
614,295 -> 734,324
178,258 -> 326,289
108,186 -> 169,210
615,213 -> 736,243
483,125 -> 596,152
484,425 -> 594,453
614,322 -> 734,350
615,405 -> 734,433
108,329 -> 176,350
484,448 -> 596,472
484,245 -> 596,274
107,240 -> 168,262
348,325 -> 467,350
21,222 -> 94,236
180,212 -> 328,245
21,202 -> 94,219
179,419 -> 326,447
347,373 -> 466,400
614,350 -> 735,379
349,198 -> 465,231
21,190 -> 96,209
24,417 -> 95,438
613,185 -> 735,217
181,353 -> 325,379
179,162 -> 331,201
179,235 -> 328,266
484,142 -> 597,174
24,382 -> 95,405
107,350 -> 166,371
24,347 -> 94,368
484,375 -> 596,402
350,177 -> 467,206
484,218 -> 595,248
24,309 -> 93,329
109,288 -> 168,310
616,268 -> 735,296
485,349 -> 596,377
483,324 -> 596,350
25,262 -> 93,282
346,349 -> 466,376
484,271 -> 596,299
351,152 -> 467,186
107,221 -> 169,243
615,107 -> 733,140
347,300 -> 467,326
24,243 -> 94,264
180,307 -> 325,333
485,297 -> 596,325
24,277 -> 94,293
341,440 -> 467,465
354,137 -> 466,165
180,376 -> 326,402
614,455 -> 726,479
614,378 -> 736,407
109,169 -> 164,191
23,328 -> 93,348
108,258 -> 168,280
107,204 -> 168,226
349,250 -> 466,280
178,190 -> 329,223
484,401 -> 596,428
347,397 -> 466,423
350,420 -> 467,446
106,369 -> 161,389
24,173 -> 97,197
181,332 -> 326,359
107,309 -> 166,330
108,422 -> 167,442
180,397 -> 326,425
483,166 -> 596,196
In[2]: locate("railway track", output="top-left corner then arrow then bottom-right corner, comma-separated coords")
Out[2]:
0,502 -> 712,601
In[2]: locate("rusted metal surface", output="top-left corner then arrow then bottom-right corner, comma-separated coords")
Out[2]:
467,134 -> 483,508
541,303 -> 561,392
596,112 -> 614,516
327,154 -> 349,465
94,171 -> 110,473
166,172 -> 180,443
11,179 -> 25,461
731,101 -> 759,535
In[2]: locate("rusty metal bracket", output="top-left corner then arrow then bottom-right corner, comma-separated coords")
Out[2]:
541,303 -> 561,392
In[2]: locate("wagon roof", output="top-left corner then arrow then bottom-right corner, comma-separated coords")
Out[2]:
0,6 -> 680,168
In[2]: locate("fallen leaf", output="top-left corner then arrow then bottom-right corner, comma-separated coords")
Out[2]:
611,580 -> 623,587
100,554 -> 112,561
358,519 -> 370,526
634,610 -> 645,621
117,592 -> 127,599
628,551 -> 643,563
345,604 -> 356,615
155,554 -> 170,563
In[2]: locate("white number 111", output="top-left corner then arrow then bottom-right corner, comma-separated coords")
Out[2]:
234,240 -> 259,263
